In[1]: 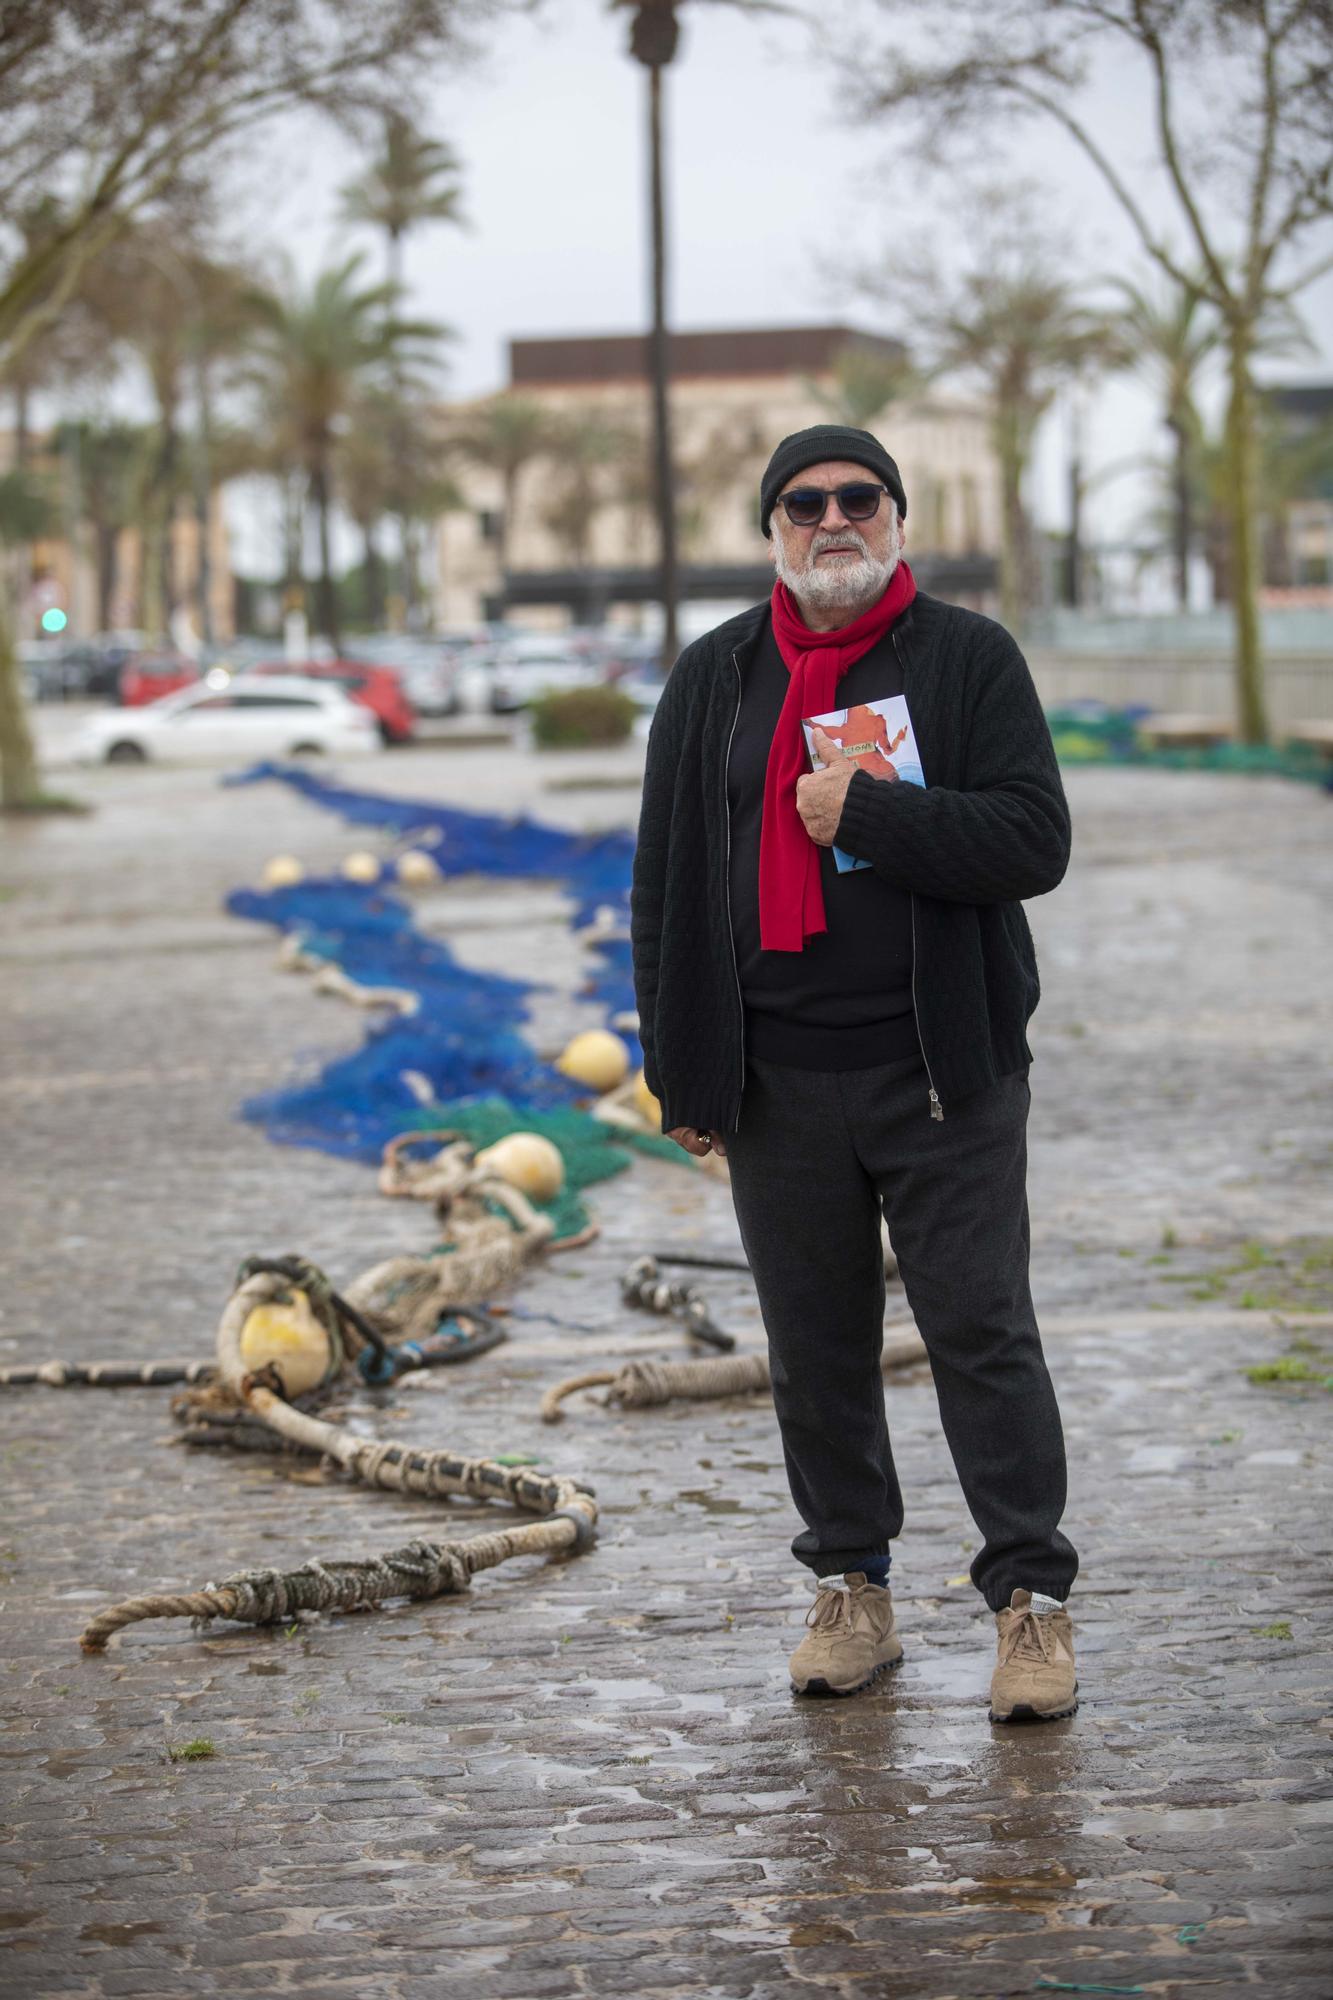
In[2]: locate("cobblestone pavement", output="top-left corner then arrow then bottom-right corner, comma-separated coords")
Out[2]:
2,741 -> 1331,1999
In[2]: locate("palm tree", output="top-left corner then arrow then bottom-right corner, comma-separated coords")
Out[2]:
540,413 -> 641,570
919,208 -> 1120,630
340,114 -> 464,620
453,395 -> 554,577
248,255 -> 446,646
809,344 -> 924,431
340,114 -> 466,295
50,419 -> 149,631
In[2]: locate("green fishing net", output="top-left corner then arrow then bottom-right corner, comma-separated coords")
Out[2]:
403,1095 -> 692,1244
1047,707 -> 1329,785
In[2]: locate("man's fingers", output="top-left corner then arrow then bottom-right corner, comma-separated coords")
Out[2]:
811,727 -> 841,765
666,1126 -> 728,1160
667,1126 -> 711,1157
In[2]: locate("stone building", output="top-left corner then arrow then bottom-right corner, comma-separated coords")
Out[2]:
435,325 -> 1001,633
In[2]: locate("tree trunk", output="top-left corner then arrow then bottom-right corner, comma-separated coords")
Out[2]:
96,521 -> 119,630
1066,435 -> 1082,611
646,65 -> 679,669
1222,327 -> 1268,744
156,409 -> 180,629
1168,412 -> 1191,612
13,381 -> 31,467
362,522 -> 386,626
310,455 -> 340,648
0,573 -> 41,808
499,465 -> 516,586
996,434 -> 1025,634
193,355 -> 215,646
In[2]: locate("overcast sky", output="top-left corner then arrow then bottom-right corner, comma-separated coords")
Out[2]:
230,0 -> 1333,557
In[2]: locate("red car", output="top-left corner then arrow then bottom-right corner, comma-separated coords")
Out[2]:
118,651 -> 199,706
250,659 -> 416,743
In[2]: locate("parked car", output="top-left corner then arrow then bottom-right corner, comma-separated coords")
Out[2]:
248,658 -> 417,742
350,636 -> 460,717
487,644 -> 607,714
119,649 -> 200,706
75,676 -> 383,765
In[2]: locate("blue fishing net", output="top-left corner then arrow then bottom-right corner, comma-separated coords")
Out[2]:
224,765 -> 647,1165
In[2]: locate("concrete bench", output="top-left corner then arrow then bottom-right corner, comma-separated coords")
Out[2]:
1136,713 -> 1237,751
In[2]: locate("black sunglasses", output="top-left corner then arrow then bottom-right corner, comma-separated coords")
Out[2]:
776,482 -> 890,527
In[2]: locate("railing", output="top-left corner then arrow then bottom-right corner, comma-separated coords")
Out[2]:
1026,651 -> 1332,732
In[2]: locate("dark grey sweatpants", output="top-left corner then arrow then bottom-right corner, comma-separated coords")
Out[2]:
725,1053 -> 1078,1611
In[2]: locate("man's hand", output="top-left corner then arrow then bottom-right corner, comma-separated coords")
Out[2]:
795,727 -> 857,847
668,1126 -> 728,1160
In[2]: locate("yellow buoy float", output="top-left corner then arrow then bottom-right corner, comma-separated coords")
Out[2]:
261,855 -> 305,889
632,1069 -> 662,1130
395,849 -> 443,887
555,1030 -> 631,1093
474,1132 -> 565,1203
340,851 -> 382,884
237,1287 -> 335,1397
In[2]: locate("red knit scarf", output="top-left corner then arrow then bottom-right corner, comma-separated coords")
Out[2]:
759,561 -> 917,952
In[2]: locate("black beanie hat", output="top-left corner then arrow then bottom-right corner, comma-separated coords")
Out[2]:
760,424 -> 907,537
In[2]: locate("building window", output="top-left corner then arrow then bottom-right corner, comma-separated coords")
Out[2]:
478,509 -> 503,544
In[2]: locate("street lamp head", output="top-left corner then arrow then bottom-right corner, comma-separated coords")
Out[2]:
616,0 -> 681,68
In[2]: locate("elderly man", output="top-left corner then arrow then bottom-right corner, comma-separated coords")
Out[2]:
631,424 -> 1078,1722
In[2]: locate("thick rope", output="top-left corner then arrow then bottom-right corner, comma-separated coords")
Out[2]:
79,1513 -> 587,1652
0,1359 -> 217,1389
74,1263 -> 600,1650
541,1327 -> 927,1423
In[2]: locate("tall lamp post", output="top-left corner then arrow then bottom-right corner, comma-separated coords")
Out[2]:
619,0 -> 681,668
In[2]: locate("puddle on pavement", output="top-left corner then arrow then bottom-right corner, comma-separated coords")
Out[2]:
946,1861 -> 1082,1915
788,1920 -> 856,1946
42,1751 -> 110,1780
675,1489 -> 748,1515
79,1922 -> 164,1947
0,1913 -> 40,1932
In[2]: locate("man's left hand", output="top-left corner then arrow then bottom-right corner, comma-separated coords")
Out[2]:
795,728 -> 857,847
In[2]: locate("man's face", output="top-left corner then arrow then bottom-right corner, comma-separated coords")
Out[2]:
768,459 -> 904,618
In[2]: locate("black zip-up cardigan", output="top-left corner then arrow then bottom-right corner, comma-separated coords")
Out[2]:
630,591 -> 1071,1134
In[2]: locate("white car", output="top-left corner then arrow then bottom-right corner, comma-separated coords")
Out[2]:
76,675 -> 384,765
488,648 -> 606,713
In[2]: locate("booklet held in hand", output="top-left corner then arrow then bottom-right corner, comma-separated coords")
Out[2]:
801,694 -> 925,873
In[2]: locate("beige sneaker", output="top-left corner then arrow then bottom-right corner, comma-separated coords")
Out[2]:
989,1589 -> 1078,1722
789,1574 -> 904,1697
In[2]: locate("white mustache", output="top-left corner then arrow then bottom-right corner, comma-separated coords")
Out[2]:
811,531 -> 868,556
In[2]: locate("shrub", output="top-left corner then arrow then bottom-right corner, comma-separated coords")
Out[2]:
529,685 -> 637,749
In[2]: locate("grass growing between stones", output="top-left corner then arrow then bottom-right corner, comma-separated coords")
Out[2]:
1149,1235 -> 1333,1313
167,1739 -> 216,1762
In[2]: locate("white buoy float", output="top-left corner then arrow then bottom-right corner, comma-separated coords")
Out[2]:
474,1132 -> 565,1202
555,1030 -> 631,1093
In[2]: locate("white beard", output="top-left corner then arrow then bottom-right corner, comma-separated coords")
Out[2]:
773,520 -> 901,621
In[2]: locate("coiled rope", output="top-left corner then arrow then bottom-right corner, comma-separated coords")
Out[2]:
78,1264 -> 598,1651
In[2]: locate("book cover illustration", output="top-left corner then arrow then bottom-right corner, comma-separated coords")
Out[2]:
801,694 -> 926,874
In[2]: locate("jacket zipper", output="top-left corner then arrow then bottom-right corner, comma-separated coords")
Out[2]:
893,624 -> 944,1122
725,650 -> 746,1131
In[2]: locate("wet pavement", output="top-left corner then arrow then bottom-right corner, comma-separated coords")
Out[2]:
2,741 -> 1331,1998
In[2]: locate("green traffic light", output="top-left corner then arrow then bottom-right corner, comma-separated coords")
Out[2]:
41,607 -> 68,634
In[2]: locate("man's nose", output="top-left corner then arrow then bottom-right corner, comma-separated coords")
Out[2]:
820,494 -> 852,530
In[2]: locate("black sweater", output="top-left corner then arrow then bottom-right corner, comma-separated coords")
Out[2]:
727,620 -> 917,1069
630,592 -> 1071,1134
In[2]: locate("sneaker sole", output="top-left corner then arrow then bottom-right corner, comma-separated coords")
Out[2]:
989,1681 -> 1080,1725
791,1653 -> 904,1699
